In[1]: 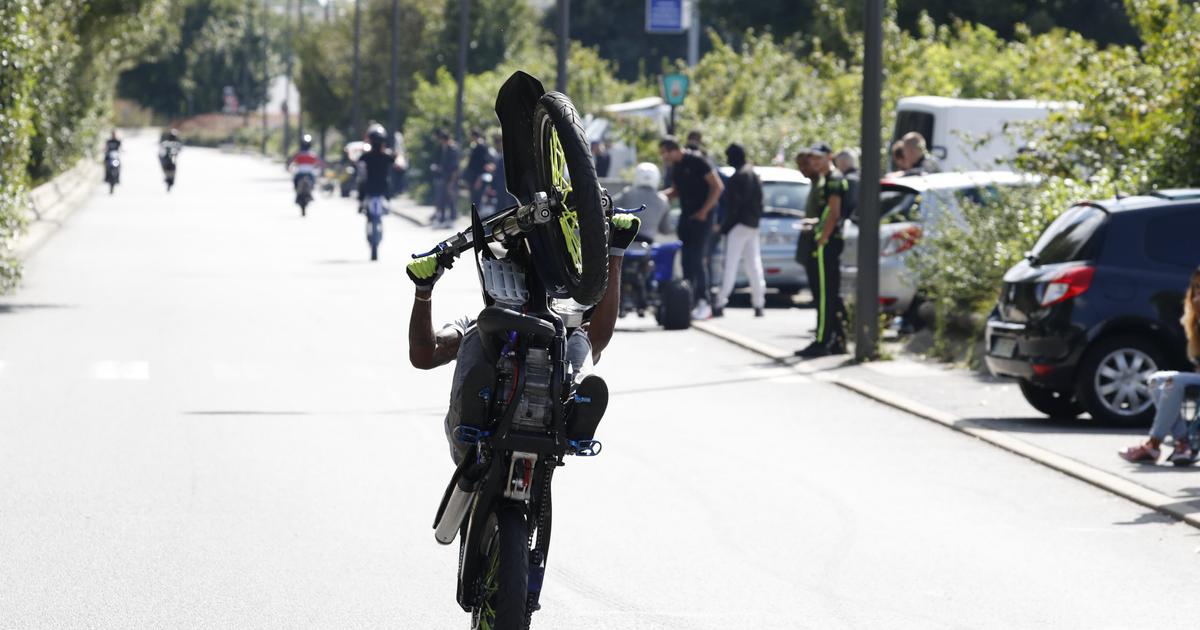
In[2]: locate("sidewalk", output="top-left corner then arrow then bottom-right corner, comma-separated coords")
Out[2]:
698,304 -> 1200,526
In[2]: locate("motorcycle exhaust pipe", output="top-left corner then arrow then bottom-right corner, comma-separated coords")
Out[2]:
434,483 -> 474,545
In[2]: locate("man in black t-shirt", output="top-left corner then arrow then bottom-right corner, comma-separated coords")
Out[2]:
659,136 -> 725,320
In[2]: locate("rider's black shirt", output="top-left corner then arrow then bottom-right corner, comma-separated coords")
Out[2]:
358,148 -> 394,198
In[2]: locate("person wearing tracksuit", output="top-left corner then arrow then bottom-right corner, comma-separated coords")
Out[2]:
796,143 -> 848,358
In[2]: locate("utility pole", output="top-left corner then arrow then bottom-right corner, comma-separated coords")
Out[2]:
261,0 -> 269,155
351,0 -> 362,141
454,0 -> 468,145
556,0 -> 569,93
283,0 -> 293,158
389,0 -> 400,140
855,0 -> 884,361
296,0 -> 304,142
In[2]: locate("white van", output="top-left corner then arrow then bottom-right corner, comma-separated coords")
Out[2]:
893,96 -> 1065,172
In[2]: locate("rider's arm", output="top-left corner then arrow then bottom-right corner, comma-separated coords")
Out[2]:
588,214 -> 640,362
408,291 -> 462,370
586,254 -> 622,364
407,255 -> 459,369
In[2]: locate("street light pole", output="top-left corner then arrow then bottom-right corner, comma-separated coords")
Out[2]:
556,0 -> 569,93
855,0 -> 884,361
351,0 -> 362,141
261,0 -> 269,155
283,0 -> 293,159
296,0 -> 304,142
389,0 -> 400,140
454,0 -> 468,145
686,1 -> 699,67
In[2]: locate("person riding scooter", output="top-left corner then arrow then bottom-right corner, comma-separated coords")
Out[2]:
287,133 -> 325,192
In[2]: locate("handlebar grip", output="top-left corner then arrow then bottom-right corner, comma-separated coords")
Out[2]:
614,204 -> 646,214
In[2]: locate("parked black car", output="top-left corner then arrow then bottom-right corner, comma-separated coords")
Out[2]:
986,190 -> 1200,424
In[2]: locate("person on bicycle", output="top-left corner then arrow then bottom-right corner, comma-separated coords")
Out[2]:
1119,266 -> 1200,465
406,214 -> 641,463
357,124 -> 394,206
287,133 -> 324,191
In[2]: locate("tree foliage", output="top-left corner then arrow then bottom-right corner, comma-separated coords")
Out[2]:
0,0 -> 171,292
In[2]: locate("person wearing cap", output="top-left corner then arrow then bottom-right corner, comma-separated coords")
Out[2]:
796,143 -> 848,357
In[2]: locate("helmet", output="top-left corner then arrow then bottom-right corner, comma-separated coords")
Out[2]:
166,128 -> 179,141
299,133 -> 313,151
367,123 -> 387,147
633,162 -> 661,189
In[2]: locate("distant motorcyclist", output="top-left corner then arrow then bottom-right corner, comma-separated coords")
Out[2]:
356,124 -> 395,204
613,162 -> 673,242
287,133 -> 325,191
104,130 -> 122,192
158,128 -> 182,191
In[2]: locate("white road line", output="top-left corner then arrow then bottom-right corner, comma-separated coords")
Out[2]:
90,361 -> 150,380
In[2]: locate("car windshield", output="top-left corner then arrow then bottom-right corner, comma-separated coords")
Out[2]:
762,181 -> 810,217
1029,204 -> 1107,265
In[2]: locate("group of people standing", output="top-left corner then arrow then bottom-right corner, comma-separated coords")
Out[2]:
427,128 -> 515,229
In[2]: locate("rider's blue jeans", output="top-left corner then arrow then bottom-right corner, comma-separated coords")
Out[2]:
1147,371 -> 1200,441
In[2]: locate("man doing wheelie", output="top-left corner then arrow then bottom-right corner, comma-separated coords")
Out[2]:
406,214 -> 639,463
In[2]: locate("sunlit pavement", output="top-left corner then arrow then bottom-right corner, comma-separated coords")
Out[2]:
2,136 -> 1200,629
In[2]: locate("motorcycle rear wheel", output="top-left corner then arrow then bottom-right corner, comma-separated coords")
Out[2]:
528,92 -> 608,305
472,505 -> 528,630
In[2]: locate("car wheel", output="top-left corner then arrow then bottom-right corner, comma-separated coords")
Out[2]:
1075,334 -> 1163,425
1018,381 -> 1082,419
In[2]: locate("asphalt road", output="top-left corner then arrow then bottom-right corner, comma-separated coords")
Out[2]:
3,136 -> 1200,629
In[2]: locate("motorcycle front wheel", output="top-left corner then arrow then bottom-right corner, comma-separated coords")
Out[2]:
471,505 -> 528,630
528,92 -> 608,305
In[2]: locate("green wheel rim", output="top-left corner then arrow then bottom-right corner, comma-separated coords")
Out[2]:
548,127 -> 582,274
477,540 -> 501,630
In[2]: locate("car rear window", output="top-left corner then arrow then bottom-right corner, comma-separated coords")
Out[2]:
1144,208 -> 1200,268
762,181 -> 810,216
1030,204 -> 1106,265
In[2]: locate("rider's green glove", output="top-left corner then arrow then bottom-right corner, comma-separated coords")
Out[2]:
608,214 -> 641,257
407,254 -> 450,290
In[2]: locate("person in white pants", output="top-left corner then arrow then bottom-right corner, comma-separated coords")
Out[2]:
715,143 -> 766,317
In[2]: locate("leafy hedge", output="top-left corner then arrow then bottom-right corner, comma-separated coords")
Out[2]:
0,0 -> 169,293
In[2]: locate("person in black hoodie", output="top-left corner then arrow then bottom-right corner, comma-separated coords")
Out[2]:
714,143 -> 766,317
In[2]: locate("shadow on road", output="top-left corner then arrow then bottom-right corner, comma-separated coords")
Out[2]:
957,415 -> 1146,436
0,303 -> 74,315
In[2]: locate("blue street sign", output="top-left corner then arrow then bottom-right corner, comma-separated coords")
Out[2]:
646,0 -> 686,34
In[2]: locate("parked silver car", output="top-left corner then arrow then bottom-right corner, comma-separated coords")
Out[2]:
710,166 -> 812,300
842,171 -> 1035,315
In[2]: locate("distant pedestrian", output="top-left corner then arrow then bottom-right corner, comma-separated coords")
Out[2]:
834,149 -> 860,221
464,129 -> 493,211
795,143 -> 848,358
591,141 -> 611,178
613,162 -> 672,241
430,129 -> 460,228
490,133 -> 518,209
886,140 -> 909,177
715,143 -> 766,317
660,136 -> 724,320
794,148 -> 821,303
1118,267 -> 1200,465
901,132 -> 940,174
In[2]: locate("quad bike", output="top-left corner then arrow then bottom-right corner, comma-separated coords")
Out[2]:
416,71 -> 618,630
619,239 -> 693,330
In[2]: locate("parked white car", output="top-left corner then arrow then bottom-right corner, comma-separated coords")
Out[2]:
842,171 -> 1036,316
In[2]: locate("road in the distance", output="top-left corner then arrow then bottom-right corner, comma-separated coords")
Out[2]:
1,135 -> 1198,629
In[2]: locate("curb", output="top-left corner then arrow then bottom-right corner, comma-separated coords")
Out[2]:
691,319 -> 1200,528
14,156 -> 101,261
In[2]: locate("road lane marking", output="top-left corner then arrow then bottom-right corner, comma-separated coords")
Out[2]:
90,361 -> 150,380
